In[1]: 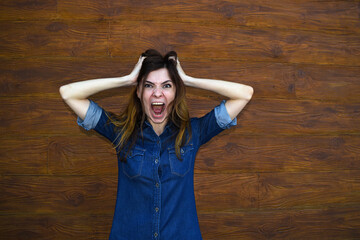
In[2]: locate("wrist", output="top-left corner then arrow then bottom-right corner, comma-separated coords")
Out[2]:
117,75 -> 136,87
181,75 -> 194,86
183,76 -> 196,87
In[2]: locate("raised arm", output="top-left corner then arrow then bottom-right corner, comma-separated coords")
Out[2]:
59,56 -> 145,120
177,60 -> 254,120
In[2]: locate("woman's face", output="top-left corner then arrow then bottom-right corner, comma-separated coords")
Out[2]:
137,68 -> 176,127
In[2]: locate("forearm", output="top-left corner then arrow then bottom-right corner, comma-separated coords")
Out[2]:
177,59 -> 254,120
183,76 -> 253,101
59,56 -> 144,120
59,75 -> 134,101
60,56 -> 144,101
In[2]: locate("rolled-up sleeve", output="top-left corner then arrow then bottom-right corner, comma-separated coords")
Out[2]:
214,100 -> 237,129
77,100 -> 102,130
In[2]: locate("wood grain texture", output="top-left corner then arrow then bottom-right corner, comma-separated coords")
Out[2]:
6,135 -> 355,176
194,173 -> 259,211
0,175 -> 117,214
48,135 -> 118,175
0,0 -> 58,21
1,208 -> 359,240
0,214 -> 112,240
0,174 -> 257,214
1,0 -> 359,239
198,208 -> 360,240
0,21 -> 109,58
1,172 -> 358,215
2,134 -> 359,176
1,97 -> 359,139
258,171 -> 360,209
1,57 -> 360,103
0,137 -> 48,174
3,0 -> 357,35
0,19 -> 359,65
108,21 -> 360,66
195,135 -> 360,173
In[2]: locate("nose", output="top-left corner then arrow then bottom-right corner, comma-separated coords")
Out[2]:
152,87 -> 163,97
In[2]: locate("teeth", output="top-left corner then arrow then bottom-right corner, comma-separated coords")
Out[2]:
152,102 -> 164,106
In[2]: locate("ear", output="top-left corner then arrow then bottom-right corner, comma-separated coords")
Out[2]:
136,85 -> 141,99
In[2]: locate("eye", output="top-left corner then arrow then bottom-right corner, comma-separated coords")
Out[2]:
144,83 -> 153,88
163,83 -> 172,88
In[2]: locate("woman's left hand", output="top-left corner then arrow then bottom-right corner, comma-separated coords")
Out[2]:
176,59 -> 191,84
175,58 -> 253,119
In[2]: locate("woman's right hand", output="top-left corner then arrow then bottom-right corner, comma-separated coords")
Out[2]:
128,56 -> 146,85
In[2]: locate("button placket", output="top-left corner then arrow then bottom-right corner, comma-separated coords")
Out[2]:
153,137 -> 161,240
153,173 -> 161,239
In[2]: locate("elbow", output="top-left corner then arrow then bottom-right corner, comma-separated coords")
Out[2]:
243,86 -> 254,102
59,85 -> 69,101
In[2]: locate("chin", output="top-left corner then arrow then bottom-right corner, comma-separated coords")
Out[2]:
149,116 -> 168,125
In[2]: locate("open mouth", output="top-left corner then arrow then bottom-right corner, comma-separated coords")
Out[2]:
151,102 -> 165,116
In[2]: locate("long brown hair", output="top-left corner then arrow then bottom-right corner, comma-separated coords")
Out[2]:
107,49 -> 191,161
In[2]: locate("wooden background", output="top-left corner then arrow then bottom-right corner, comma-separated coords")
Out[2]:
1,0 -> 360,239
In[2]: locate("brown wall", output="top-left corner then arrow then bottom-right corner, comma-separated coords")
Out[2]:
1,0 -> 360,239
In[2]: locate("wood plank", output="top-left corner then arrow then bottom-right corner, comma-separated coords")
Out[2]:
1,57 -> 360,103
197,171 -> 360,212
1,97 -> 359,138
182,60 -> 360,103
0,174 -> 256,213
0,214 -> 112,240
283,64 -> 360,103
198,208 -> 360,240
187,98 -> 360,135
195,135 -> 360,173
2,0 -> 359,36
0,96 -> 129,138
57,0 -> 110,21
0,57 -> 134,98
46,135 -> 360,175
0,20 -> 109,58
3,134 -> 358,175
48,135 -> 118,175
0,137 -> 48,175
3,134 -> 359,176
57,0 -> 360,34
108,21 -> 360,66
0,208 -> 359,240
1,172 -> 358,214
0,176 -> 117,214
258,171 -> 360,209
0,0 -> 58,20
194,173 -> 259,211
1,20 -> 359,66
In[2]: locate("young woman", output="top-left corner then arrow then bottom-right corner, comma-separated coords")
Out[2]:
59,49 -> 253,240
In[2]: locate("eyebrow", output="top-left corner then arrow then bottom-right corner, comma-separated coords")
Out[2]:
145,80 -> 173,85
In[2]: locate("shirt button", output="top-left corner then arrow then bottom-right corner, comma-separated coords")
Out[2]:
181,148 -> 184,154
154,232 -> 158,237
155,207 -> 159,212
155,183 -> 159,188
155,158 -> 159,164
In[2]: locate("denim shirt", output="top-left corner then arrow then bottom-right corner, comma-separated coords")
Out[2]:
78,100 -> 236,240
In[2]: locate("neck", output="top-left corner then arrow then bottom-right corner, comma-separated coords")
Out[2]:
149,119 -> 168,136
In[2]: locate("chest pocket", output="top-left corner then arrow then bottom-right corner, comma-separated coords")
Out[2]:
122,147 -> 145,179
168,144 -> 194,177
